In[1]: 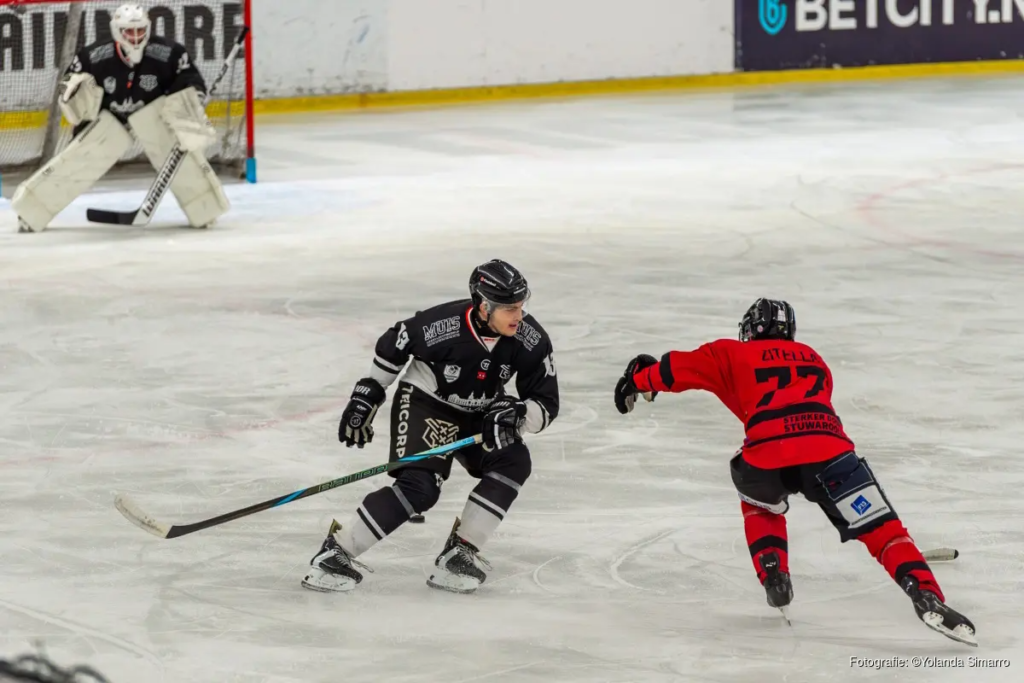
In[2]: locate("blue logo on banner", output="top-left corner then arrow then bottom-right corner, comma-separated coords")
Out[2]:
851,495 -> 873,516
759,0 -> 787,35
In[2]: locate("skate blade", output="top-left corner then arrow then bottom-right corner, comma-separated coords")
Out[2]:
778,606 -> 792,626
923,612 -> 978,647
426,573 -> 480,594
301,569 -> 358,593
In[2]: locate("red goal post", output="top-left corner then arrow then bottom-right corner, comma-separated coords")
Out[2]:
0,0 -> 255,194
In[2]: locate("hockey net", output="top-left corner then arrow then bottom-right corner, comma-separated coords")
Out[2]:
0,0 -> 253,190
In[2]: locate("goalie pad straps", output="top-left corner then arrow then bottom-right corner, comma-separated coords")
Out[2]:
59,72 -> 104,127
12,111 -> 134,232
129,94 -> 229,228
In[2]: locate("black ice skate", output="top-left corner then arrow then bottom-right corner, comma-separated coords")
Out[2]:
301,520 -> 373,593
426,517 -> 492,594
759,552 -> 793,624
901,575 -> 977,647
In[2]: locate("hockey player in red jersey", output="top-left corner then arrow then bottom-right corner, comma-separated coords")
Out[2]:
613,298 -> 976,646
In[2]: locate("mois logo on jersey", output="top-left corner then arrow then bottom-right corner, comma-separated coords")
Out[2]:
423,316 -> 460,346
514,320 -> 542,351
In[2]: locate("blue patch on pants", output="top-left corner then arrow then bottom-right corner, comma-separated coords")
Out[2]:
850,495 -> 872,516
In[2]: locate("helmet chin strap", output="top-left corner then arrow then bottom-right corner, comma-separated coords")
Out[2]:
475,302 -> 509,336
115,41 -> 144,66
474,303 -> 494,333
115,43 -> 132,65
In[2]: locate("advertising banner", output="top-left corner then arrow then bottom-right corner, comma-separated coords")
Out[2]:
737,0 -> 1024,71
0,2 -> 247,110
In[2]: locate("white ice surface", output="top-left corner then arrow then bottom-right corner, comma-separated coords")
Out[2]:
1,77 -> 1023,682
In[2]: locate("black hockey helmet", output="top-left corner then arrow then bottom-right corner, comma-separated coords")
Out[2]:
739,298 -> 796,342
469,259 -> 530,308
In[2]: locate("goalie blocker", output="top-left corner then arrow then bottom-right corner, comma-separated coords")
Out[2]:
13,87 -> 228,233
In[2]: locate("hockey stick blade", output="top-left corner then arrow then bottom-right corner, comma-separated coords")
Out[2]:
86,208 -> 140,225
115,493 -> 172,538
114,434 -> 482,540
922,547 -> 959,562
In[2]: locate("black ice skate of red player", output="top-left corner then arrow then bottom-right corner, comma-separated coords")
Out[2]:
612,298 -> 977,646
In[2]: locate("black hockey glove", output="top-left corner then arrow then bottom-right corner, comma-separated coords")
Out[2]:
339,378 -> 387,448
614,354 -> 659,415
482,397 -> 528,451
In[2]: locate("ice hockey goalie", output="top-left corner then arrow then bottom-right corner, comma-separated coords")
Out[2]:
12,3 -> 230,233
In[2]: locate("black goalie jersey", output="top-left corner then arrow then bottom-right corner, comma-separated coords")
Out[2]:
368,299 -> 559,434
68,36 -> 206,121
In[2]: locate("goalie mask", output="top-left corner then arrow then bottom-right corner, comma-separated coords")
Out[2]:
111,4 -> 152,65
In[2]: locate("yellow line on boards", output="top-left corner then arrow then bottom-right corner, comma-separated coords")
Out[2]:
249,60 -> 1024,116
3,60 -> 1023,130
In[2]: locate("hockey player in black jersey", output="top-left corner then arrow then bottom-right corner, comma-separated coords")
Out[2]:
302,260 -> 559,594
13,3 -> 229,232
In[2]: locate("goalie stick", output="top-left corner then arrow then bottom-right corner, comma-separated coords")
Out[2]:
114,434 -> 482,540
85,26 -> 249,227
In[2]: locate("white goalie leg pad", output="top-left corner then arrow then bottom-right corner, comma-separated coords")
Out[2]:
128,96 -> 229,228
160,87 -> 216,153
12,111 -> 133,232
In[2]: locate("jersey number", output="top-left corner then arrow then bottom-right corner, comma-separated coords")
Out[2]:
395,322 -> 410,350
755,366 -> 826,408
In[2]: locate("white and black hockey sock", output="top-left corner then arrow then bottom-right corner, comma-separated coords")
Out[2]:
458,472 -> 522,549
336,486 -> 414,557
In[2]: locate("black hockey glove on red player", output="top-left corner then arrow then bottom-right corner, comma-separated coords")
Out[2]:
614,354 -> 659,414
339,378 -> 386,448
482,397 -> 527,451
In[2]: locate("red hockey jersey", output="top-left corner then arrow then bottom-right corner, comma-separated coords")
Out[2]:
631,339 -> 854,469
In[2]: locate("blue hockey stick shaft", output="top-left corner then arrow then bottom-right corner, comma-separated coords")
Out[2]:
114,434 -> 483,539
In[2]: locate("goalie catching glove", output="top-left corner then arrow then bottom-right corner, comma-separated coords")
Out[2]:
482,397 -> 527,451
159,87 -> 216,153
338,378 -> 387,448
614,354 -> 659,414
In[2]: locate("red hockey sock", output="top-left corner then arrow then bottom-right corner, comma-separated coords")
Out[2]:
742,501 -> 789,582
858,520 -> 944,602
